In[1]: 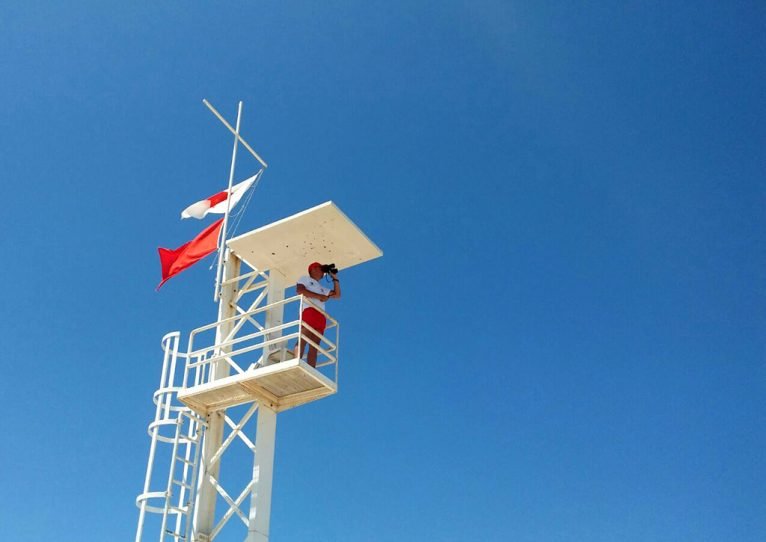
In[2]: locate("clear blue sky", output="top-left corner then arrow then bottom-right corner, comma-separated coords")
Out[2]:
1,2 -> 764,541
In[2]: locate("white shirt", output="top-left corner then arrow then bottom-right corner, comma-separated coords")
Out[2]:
297,275 -> 331,312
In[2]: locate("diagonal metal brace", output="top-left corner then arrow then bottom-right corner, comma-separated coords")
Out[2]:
203,99 -> 268,168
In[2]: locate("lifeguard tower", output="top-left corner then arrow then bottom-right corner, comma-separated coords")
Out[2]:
135,102 -> 382,542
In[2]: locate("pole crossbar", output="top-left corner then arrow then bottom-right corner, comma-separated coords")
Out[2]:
203,99 -> 268,168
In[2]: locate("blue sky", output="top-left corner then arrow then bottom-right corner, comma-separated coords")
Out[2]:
1,2 -> 764,541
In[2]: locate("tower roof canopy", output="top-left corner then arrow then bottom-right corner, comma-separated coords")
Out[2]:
227,201 -> 382,283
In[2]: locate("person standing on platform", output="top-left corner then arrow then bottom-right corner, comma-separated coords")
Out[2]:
295,261 -> 341,367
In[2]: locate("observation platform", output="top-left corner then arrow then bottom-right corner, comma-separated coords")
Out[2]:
177,359 -> 336,414
178,201 -> 382,415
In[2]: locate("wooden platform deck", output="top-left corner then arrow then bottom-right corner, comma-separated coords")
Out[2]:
177,359 -> 337,414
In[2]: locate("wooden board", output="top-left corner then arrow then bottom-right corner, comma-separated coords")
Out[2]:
177,359 -> 337,414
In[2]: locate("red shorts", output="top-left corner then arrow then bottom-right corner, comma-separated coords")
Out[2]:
302,307 -> 326,336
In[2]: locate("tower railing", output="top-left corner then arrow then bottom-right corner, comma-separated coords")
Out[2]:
182,294 -> 340,389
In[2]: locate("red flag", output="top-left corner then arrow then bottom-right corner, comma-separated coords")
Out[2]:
157,218 -> 224,290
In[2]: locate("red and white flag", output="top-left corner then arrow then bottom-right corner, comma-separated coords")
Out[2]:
181,173 -> 258,219
157,218 -> 224,290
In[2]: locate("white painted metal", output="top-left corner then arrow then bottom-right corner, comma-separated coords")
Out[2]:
227,201 -> 383,284
136,332 -> 206,542
263,270 -> 286,366
214,101 -> 243,302
203,99 -> 268,169
180,293 -> 339,387
136,332 -> 176,542
245,270 -> 284,540
159,410 -> 204,541
194,250 -> 240,539
247,407 -> 277,542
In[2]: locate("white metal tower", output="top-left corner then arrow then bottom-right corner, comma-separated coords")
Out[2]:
135,103 -> 382,542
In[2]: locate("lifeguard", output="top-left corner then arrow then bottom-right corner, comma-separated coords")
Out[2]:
295,262 -> 341,366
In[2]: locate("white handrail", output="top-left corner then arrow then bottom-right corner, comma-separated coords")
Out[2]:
190,321 -> 337,362
182,294 -> 340,389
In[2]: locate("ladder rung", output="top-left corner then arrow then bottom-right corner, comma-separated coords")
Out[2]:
175,456 -> 196,466
168,504 -> 189,513
172,479 -> 192,489
164,529 -> 186,540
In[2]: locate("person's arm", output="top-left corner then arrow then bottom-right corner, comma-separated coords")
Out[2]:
328,272 -> 341,299
297,283 -> 329,302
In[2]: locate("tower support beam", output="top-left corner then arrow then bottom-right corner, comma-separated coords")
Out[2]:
246,406 -> 277,542
194,250 -> 240,540
246,270 -> 286,541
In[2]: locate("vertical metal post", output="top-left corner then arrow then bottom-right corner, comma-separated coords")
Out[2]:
263,270 -> 286,365
194,249 -> 240,540
245,271 -> 285,541
214,101 -> 243,302
246,407 -> 277,542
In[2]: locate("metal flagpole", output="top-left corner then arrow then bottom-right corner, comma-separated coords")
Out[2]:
214,101 -> 243,301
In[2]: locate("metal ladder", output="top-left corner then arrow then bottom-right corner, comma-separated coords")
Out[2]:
160,409 -> 205,541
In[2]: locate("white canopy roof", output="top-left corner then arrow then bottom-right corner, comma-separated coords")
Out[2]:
227,201 -> 383,283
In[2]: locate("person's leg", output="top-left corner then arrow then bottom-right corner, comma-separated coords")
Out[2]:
294,331 -> 307,360
299,308 -> 325,366
295,309 -> 313,360
296,326 -> 318,362
304,329 -> 320,367
307,311 -> 327,367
